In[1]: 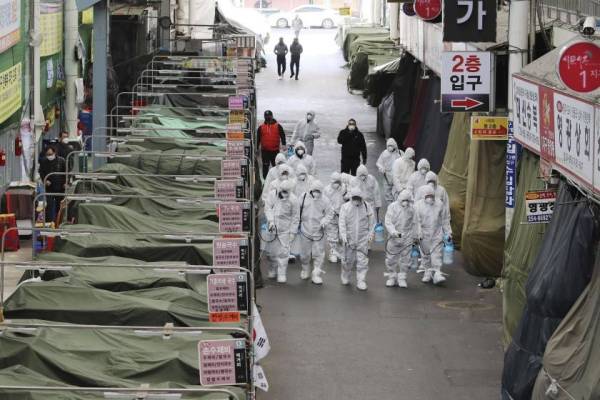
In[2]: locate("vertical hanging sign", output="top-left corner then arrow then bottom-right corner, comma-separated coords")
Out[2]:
0,0 -> 20,54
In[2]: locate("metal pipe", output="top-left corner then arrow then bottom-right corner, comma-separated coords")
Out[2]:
64,0 -> 79,137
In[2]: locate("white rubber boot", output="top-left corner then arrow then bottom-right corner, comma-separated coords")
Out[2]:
397,272 -> 408,288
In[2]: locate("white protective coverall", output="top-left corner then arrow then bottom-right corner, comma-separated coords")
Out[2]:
264,179 -> 300,283
287,141 -> 316,175
294,164 -> 316,198
415,171 -> 450,216
384,189 -> 418,288
414,185 -> 452,285
342,165 -> 382,214
338,187 -> 375,290
376,138 -> 401,203
324,172 -> 348,263
406,158 -> 430,195
261,164 -> 295,204
392,147 -> 415,197
298,180 -> 333,284
264,153 -> 288,189
291,111 -> 320,155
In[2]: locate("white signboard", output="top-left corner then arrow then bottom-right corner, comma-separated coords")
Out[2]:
0,0 -> 20,54
525,190 -> 556,224
553,92 -> 594,186
513,76 -> 541,152
441,51 -> 491,112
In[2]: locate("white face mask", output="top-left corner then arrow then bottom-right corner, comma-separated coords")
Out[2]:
401,200 -> 409,207
352,199 -> 361,207
332,182 -> 340,190
549,176 -> 559,185
312,191 -> 321,199
298,173 -> 307,181
296,149 -> 305,157
47,154 -> 56,161
425,197 -> 434,205
420,168 -> 428,175
307,114 -> 313,121
61,138 -> 69,144
428,181 -> 435,188
280,191 -> 289,200
348,125 -> 356,131
281,174 -> 289,181
387,146 -> 395,152
359,174 -> 367,182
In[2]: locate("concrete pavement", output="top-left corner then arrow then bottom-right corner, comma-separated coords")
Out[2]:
256,28 -> 503,399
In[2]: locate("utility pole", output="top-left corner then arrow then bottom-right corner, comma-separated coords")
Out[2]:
505,0 -> 529,237
65,0 -> 79,137
389,2 -> 399,42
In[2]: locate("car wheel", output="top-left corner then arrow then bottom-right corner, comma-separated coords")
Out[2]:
277,18 -> 288,28
321,18 -> 334,29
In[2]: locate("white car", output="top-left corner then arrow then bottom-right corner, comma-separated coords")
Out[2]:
269,5 -> 341,29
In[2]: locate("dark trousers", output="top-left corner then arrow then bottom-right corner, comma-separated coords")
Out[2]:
290,55 -> 300,78
261,149 -> 278,178
276,55 -> 286,76
341,158 -> 360,176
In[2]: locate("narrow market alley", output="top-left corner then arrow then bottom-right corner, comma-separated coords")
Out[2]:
256,28 -> 505,399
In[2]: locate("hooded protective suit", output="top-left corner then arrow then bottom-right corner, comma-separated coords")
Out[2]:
344,165 -> 382,211
298,180 -> 332,284
376,138 -> 401,203
264,179 -> 300,282
384,189 -> 418,287
262,164 -> 295,204
264,153 -> 288,189
414,185 -> 452,285
291,111 -> 320,155
294,164 -> 316,198
407,158 -> 430,195
415,171 -> 450,216
324,172 -> 348,262
288,141 -> 316,175
392,147 -> 415,197
339,186 -> 375,290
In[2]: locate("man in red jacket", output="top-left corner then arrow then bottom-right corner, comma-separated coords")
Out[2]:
258,110 -> 286,178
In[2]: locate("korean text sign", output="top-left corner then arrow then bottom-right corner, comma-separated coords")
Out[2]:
512,76 -> 541,152
525,190 -> 556,224
443,0 -> 496,42
441,51 -> 491,112
199,339 -> 249,386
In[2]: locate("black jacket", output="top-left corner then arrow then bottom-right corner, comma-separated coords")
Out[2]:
39,156 -> 66,193
337,128 -> 367,163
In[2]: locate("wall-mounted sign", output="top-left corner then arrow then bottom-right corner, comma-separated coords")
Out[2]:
414,0 -> 441,20
441,51 -> 491,112
525,190 -> 556,224
402,2 -> 416,15
557,41 -> 600,93
470,116 -> 508,140
0,0 -> 21,54
512,76 -> 541,153
443,0 -> 496,42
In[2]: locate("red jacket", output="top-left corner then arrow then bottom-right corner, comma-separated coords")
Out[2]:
258,121 -> 285,152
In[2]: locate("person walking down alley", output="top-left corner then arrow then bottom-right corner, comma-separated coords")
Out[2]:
39,146 -> 66,222
274,37 -> 288,80
290,38 -> 303,80
291,111 -> 320,155
257,110 -> 286,178
292,15 -> 303,38
337,119 -> 367,176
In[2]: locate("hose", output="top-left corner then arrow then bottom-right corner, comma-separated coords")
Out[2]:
384,236 -> 414,256
299,225 -> 325,242
257,224 -> 278,243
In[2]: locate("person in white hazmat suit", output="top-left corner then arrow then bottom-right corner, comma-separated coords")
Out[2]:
264,153 -> 288,189
392,147 -> 415,197
291,111 -> 320,155
287,141 -> 316,175
324,172 -> 348,263
297,180 -> 333,284
264,179 -> 300,283
384,189 -> 418,288
407,158 -> 431,195
342,165 -> 382,221
415,171 -> 450,215
293,164 -> 316,198
338,187 -> 375,291
261,164 -> 295,204
414,185 -> 452,285
376,138 -> 401,203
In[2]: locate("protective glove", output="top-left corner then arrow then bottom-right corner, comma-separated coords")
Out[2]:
340,236 -> 348,246
268,221 -> 275,232
320,221 -> 327,230
395,232 -> 402,238
368,233 -> 374,244
378,166 -> 385,174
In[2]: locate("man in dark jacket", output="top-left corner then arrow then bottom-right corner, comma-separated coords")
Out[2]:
56,131 -> 75,170
39,146 -> 67,221
290,38 -> 303,80
257,110 -> 286,178
337,118 -> 367,176
273,38 -> 288,80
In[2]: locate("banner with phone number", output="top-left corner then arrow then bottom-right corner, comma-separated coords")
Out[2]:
0,62 -> 21,124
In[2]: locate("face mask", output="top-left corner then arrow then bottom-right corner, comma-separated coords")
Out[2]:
298,173 -> 307,181
359,174 -> 367,182
332,182 -> 340,190
279,191 -> 289,200
428,181 -> 435,188
312,191 -> 321,199
296,149 -> 305,157
549,176 -> 559,185
425,197 -> 434,205
62,138 -> 69,144
307,115 -> 313,121
387,146 -> 395,152
401,200 -> 409,207
352,199 -> 361,207
46,154 -> 56,161
281,174 -> 289,181
348,125 -> 356,131
420,168 -> 428,175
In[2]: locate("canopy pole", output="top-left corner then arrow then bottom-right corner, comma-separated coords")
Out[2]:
92,0 -> 108,170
